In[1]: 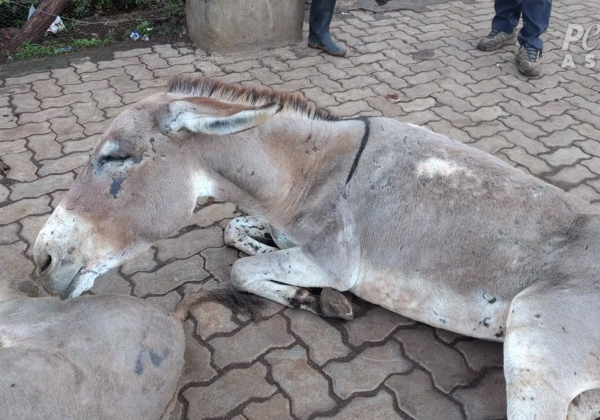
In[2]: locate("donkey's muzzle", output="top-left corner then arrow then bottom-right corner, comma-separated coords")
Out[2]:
33,244 -> 83,298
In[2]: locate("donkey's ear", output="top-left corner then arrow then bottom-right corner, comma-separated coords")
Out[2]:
166,97 -> 282,135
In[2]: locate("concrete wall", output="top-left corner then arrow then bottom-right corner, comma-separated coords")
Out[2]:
186,0 -> 306,54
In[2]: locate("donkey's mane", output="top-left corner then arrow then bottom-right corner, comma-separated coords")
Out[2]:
167,75 -> 340,122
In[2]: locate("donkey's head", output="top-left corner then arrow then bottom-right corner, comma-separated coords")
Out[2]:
33,77 -> 299,298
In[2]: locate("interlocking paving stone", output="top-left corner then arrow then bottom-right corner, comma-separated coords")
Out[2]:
569,184 -> 600,203
184,362 -> 276,419
453,370 -> 506,420
344,306 -> 414,346
49,116 -> 84,142
210,314 -> 295,368
324,341 -> 412,399
455,340 -> 504,372
89,268 -> 132,296
0,223 -> 20,245
18,107 -> 71,124
0,185 -> 8,203
156,227 -> 224,262
191,300 -> 240,340
187,202 -> 239,227
266,345 -> 337,419
131,255 -> 209,296
180,319 -> 217,385
547,165 -> 597,186
386,369 -> 464,420
40,92 -> 91,109
9,173 -> 74,201
540,147 -> 590,167
199,246 -> 238,283
395,326 -> 477,393
146,290 -> 182,312
0,139 -> 26,156
38,152 -> 89,176
0,196 -> 51,225
286,309 -> 350,366
0,241 -> 35,295
243,393 -> 294,420
314,390 -> 401,419
62,134 -> 103,154
121,247 -> 157,276
0,122 -> 50,141
0,151 -> 37,182
540,129 -> 586,148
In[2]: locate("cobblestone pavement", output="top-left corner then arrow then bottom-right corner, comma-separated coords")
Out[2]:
1,0 -> 600,418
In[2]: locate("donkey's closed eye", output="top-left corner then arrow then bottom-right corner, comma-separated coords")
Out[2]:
99,155 -> 132,166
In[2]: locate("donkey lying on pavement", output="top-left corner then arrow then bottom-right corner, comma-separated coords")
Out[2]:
33,75 -> 600,419
0,276 -> 243,420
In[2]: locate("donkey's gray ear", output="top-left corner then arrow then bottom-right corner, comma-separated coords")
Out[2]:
166,98 -> 282,135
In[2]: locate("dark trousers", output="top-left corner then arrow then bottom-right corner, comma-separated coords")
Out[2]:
491,0 -> 552,50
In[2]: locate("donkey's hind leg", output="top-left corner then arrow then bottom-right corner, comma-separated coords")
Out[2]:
504,279 -> 600,420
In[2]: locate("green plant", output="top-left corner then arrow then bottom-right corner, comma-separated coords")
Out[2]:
14,41 -> 64,60
135,20 -> 152,36
162,0 -> 183,18
72,31 -> 116,49
70,0 -> 91,18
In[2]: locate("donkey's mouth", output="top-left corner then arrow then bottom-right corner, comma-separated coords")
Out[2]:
39,265 -> 85,300
61,268 -> 85,300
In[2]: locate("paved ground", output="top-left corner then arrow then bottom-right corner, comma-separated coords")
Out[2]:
1,0 -> 600,419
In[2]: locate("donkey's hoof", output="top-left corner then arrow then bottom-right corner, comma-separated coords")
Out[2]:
319,288 -> 354,320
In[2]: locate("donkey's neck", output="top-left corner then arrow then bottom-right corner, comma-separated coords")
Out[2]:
196,117 -> 366,226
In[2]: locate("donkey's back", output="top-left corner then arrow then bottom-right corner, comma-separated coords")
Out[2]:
348,117 -> 600,340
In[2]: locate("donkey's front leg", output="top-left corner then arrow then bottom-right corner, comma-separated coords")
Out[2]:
230,247 -> 354,320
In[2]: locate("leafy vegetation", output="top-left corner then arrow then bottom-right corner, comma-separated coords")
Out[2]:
7,31 -> 116,62
0,0 -> 184,63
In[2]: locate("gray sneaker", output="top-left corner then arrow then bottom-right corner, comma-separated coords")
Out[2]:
477,29 -> 517,51
516,45 -> 541,77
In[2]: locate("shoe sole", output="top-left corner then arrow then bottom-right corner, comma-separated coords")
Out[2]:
476,37 -> 516,51
308,41 -> 346,57
517,63 -> 541,77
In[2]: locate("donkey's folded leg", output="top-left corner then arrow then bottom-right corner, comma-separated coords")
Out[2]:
504,280 -> 600,420
230,246 -> 354,320
224,216 -> 279,255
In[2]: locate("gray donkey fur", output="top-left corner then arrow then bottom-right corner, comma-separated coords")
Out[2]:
0,277 -> 250,419
33,76 -> 600,419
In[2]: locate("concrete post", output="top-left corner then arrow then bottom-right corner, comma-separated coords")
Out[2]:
186,0 -> 306,54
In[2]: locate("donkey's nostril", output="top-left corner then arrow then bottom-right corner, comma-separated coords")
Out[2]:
38,254 -> 53,273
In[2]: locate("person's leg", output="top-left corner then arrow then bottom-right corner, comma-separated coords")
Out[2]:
477,0 -> 521,51
492,0 -> 522,33
518,0 -> 552,50
515,0 -> 552,76
309,0 -> 346,57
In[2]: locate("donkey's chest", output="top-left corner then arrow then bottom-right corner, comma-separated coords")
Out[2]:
350,270 -> 511,341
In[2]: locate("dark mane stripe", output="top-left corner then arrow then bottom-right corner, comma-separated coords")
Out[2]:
167,75 -> 340,122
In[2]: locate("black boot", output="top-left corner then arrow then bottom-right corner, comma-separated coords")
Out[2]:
309,0 -> 346,57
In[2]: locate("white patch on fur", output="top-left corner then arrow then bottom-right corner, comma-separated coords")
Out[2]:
97,141 -> 119,156
416,157 -> 467,179
192,169 -> 215,199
